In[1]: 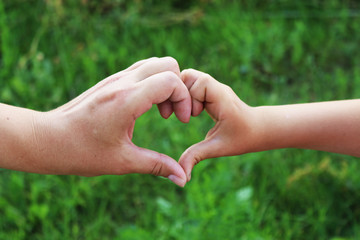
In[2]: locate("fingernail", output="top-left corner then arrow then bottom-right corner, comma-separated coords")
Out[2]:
168,175 -> 186,187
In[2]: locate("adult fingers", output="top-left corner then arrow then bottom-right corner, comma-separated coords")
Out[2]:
157,100 -> 174,119
128,145 -> 187,187
65,58 -> 159,105
131,56 -> 181,81
121,57 -> 159,73
131,71 -> 191,123
94,57 -> 179,92
100,57 -> 159,85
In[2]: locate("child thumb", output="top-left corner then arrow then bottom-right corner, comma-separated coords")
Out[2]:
179,138 -> 221,182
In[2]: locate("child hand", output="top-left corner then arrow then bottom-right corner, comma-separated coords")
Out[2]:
179,69 -> 259,181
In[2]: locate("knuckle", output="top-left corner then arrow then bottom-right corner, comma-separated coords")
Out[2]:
180,69 -> 189,79
161,71 -> 180,87
180,68 -> 196,81
163,56 -> 178,65
186,148 -> 203,166
162,70 -> 178,79
197,74 -> 212,85
190,74 -> 211,93
148,56 -> 159,61
181,68 -> 194,75
150,154 -> 165,176
162,56 -> 180,71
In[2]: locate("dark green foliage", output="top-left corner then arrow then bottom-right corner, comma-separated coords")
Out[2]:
1,0 -> 360,239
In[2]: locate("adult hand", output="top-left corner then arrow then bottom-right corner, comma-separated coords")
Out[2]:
2,57 -> 190,187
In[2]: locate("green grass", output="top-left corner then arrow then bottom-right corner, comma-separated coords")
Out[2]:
1,0 -> 360,239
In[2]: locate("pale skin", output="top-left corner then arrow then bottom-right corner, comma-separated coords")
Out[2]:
2,59 -> 360,187
179,69 -> 360,181
0,57 -> 191,187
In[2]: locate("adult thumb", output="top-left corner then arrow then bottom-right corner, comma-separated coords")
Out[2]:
179,137 -> 222,182
128,145 -> 187,187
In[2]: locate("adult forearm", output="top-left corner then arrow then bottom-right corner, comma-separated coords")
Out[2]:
0,103 -> 42,171
0,103 -> 96,175
252,100 -> 360,156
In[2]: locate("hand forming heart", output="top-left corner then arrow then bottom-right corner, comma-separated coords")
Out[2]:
11,57 -> 255,187
27,57 -> 192,187
178,69 -> 256,182
3,57 -> 359,188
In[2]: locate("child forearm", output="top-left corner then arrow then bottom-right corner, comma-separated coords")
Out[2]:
252,100 -> 360,157
179,69 -> 360,180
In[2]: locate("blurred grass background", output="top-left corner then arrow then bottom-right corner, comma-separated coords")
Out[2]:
1,0 -> 360,239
